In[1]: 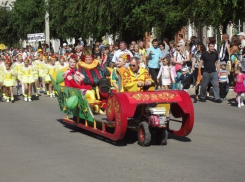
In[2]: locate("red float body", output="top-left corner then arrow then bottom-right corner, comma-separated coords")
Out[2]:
62,90 -> 194,141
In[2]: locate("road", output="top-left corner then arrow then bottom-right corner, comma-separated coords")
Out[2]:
0,89 -> 244,182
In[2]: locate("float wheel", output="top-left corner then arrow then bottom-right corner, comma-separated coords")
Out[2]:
138,122 -> 151,146
155,128 -> 168,145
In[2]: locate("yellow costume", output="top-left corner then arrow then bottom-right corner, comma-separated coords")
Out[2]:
12,62 -> 23,80
19,65 -> 37,84
33,60 -> 46,78
0,69 -> 16,87
55,64 -> 68,72
122,67 -> 153,92
44,64 -> 56,83
139,48 -> 146,58
0,62 -> 6,83
110,67 -> 126,92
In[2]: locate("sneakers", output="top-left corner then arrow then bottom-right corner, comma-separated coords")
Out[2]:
199,98 -> 206,102
215,99 -> 222,103
206,92 -> 210,96
28,97 -> 32,102
238,104 -> 241,108
11,97 -> 14,103
24,97 -> 27,102
241,102 -> 244,107
6,98 -> 9,103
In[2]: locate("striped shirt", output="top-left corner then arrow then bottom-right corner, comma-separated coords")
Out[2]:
219,69 -> 228,82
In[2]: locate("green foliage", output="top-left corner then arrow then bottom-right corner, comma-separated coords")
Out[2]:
12,0 -> 45,39
0,0 -> 245,46
0,7 -> 17,45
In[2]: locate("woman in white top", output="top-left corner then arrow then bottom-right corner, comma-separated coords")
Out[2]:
173,42 -> 190,89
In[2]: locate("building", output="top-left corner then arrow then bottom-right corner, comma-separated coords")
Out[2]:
0,0 -> 15,10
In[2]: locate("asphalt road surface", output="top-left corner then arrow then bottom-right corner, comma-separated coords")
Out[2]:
0,89 -> 244,182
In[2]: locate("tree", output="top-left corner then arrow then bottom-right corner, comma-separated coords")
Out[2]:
0,5 -> 18,46
12,0 -> 45,40
184,0 -> 245,33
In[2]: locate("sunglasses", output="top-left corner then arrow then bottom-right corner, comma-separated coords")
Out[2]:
129,64 -> 136,67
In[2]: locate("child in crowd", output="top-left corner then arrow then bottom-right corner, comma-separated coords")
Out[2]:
96,55 -> 102,63
56,56 -> 67,71
13,53 -> 24,95
33,52 -> 45,95
176,67 -> 194,92
1,60 -> 16,103
219,62 -> 229,100
157,57 -> 172,90
170,61 -> 178,90
0,57 -> 5,98
44,57 -> 56,98
234,64 -> 245,108
19,58 -> 36,102
29,57 -> 39,98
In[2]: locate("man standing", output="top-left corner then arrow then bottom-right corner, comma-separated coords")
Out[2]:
59,43 -> 67,56
146,39 -> 162,89
219,34 -> 230,63
178,34 -> 185,47
199,43 -> 222,103
111,41 -> 133,66
238,32 -> 245,49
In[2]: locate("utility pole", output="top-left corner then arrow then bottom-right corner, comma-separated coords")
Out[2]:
45,0 -> 50,46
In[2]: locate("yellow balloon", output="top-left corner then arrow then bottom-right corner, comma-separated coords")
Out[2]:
0,44 -> 5,50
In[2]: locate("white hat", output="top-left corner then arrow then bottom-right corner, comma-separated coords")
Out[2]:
63,43 -> 67,46
237,32 -> 245,37
220,61 -> 226,65
78,38 -> 82,40
181,67 -> 188,72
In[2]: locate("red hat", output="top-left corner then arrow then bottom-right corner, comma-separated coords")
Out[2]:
60,56 -> 64,59
4,56 -> 8,60
24,57 -> 28,61
70,54 -> 78,60
17,53 -> 22,57
51,54 -> 56,59
5,60 -> 11,64
39,52 -> 43,56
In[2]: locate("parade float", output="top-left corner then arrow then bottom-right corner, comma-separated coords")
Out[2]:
51,69 -> 194,146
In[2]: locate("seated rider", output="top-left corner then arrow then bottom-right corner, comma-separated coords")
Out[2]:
77,48 -> 110,98
63,54 -> 92,92
122,57 -> 154,92
110,55 -> 128,92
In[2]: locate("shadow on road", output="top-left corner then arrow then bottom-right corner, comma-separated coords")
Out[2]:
168,133 -> 192,142
57,119 -> 192,147
227,98 -> 237,107
57,119 -> 138,147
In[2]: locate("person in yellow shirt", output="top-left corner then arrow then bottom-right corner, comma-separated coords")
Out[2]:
122,57 -> 153,92
33,52 -> 46,95
138,40 -> 146,65
0,60 -> 16,103
19,58 -> 37,102
12,53 -> 23,95
0,56 -> 5,99
44,56 -> 56,97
